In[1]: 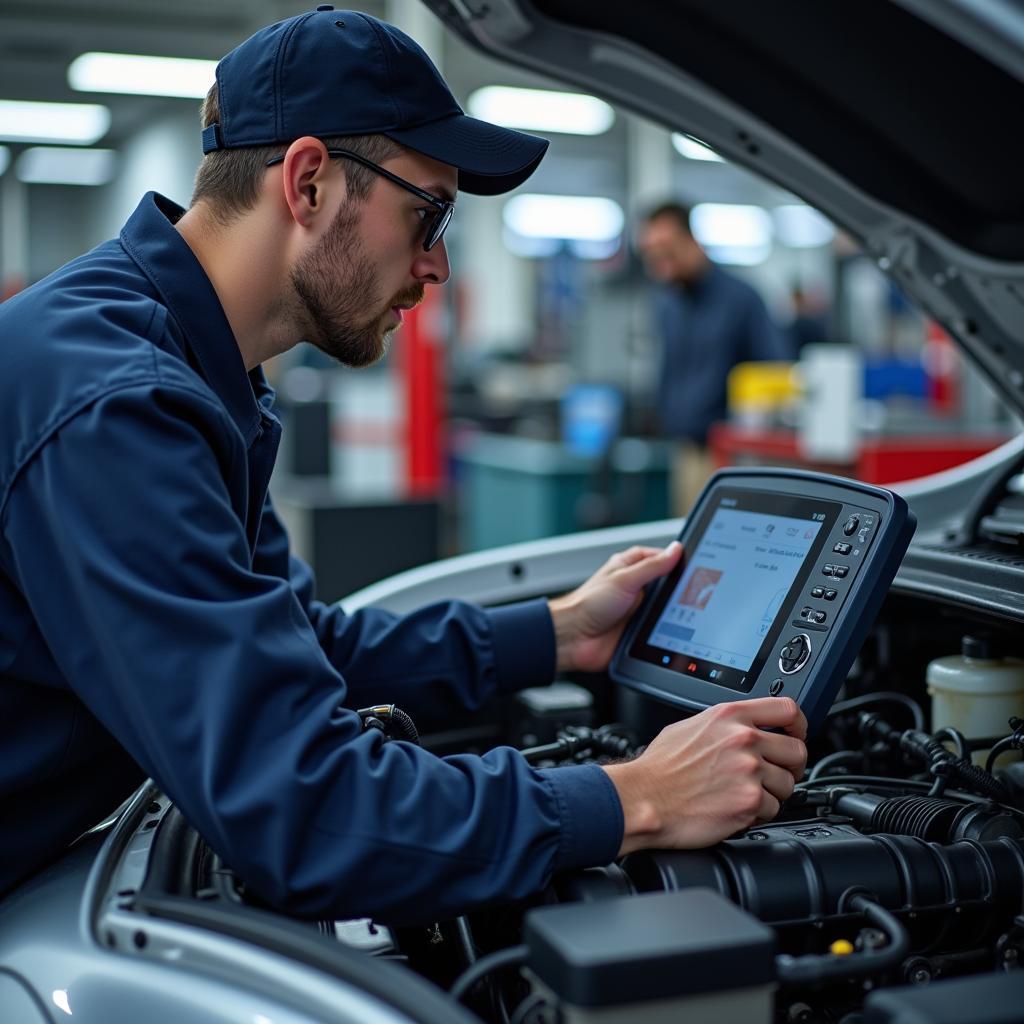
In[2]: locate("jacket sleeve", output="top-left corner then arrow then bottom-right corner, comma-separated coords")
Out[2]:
251,498 -> 557,719
2,383 -> 623,923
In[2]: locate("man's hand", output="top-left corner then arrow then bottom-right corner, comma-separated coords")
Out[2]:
548,542 -> 682,674
602,697 -> 808,855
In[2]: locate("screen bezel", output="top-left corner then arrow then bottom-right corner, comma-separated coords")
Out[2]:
628,487 -> 843,693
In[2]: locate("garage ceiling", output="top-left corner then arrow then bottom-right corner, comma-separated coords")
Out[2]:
0,0 -> 789,214
0,1 -> 386,146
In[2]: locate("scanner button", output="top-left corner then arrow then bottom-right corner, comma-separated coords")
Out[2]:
843,515 -> 860,536
800,606 -> 811,619
822,564 -> 835,576
769,679 -> 784,696
833,565 -> 849,579
779,633 -> 811,675
811,586 -> 825,598
812,610 -> 827,624
833,542 -> 852,555
824,589 -> 838,601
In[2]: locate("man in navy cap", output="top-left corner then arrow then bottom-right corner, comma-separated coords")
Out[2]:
0,8 -> 805,922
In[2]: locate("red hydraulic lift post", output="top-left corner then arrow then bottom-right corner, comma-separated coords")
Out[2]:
397,287 -> 445,498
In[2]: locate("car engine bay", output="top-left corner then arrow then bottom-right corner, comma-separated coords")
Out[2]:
107,584 -> 1024,1024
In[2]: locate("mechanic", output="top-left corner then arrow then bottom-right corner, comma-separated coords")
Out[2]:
638,201 -> 792,513
0,8 -> 807,922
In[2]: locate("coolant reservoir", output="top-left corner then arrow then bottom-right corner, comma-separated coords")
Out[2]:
927,635 -> 1024,766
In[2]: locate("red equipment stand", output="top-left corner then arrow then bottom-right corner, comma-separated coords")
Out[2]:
707,424 -> 1011,485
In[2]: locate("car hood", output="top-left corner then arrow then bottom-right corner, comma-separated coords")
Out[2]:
427,0 -> 1024,413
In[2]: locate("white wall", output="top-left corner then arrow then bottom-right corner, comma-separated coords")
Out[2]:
89,106 -> 200,244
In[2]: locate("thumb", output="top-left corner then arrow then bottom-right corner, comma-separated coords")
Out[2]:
617,541 -> 681,589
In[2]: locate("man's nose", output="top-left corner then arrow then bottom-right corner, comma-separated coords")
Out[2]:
411,238 -> 451,286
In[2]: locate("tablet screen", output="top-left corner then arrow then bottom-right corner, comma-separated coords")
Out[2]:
630,488 -> 841,692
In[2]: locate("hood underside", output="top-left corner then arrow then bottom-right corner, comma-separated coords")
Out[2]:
429,0 -> 1024,413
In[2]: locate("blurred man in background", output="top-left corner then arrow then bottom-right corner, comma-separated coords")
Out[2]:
638,202 -> 791,513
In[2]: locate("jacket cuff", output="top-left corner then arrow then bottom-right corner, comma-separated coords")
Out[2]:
486,598 -> 556,694
538,763 -> 624,870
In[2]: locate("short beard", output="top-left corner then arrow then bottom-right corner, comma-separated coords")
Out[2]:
290,200 -> 392,369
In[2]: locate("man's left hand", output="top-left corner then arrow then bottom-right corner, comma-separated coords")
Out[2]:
548,542 -> 682,674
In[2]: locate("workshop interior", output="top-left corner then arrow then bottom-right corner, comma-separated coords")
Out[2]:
2,1 -> 1024,1022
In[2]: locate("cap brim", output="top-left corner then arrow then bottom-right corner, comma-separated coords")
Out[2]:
387,114 -> 548,196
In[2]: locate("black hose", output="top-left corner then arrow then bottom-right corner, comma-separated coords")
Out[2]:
933,726 -> 968,761
985,718 -> 1024,774
520,726 -> 635,766
850,894 -> 911,963
775,893 -> 910,985
807,750 -> 863,782
827,692 -> 925,732
986,735 -> 1021,774
454,916 -> 477,967
799,775 -> 938,793
859,717 -> 1008,802
389,706 -> 420,745
509,994 -> 547,1024
356,704 -> 420,745
449,944 -> 529,1004
520,735 -> 589,765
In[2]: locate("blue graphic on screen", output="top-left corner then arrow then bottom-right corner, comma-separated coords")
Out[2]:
649,506 -> 822,671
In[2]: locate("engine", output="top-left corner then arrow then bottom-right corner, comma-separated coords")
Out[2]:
393,684 -> 1024,1024
145,625 -> 1024,1023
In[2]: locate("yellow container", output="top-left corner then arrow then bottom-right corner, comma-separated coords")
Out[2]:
727,361 -> 799,426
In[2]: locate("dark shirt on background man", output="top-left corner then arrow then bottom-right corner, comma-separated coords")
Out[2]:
653,263 -> 792,445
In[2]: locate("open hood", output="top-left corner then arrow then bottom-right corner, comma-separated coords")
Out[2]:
427,0 -> 1024,413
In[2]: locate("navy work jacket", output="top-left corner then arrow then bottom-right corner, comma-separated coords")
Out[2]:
0,193 -> 622,920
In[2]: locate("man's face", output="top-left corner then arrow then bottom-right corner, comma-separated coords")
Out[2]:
638,214 -> 705,285
290,149 -> 455,367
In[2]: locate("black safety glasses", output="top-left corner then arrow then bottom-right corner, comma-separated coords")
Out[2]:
266,148 -> 454,252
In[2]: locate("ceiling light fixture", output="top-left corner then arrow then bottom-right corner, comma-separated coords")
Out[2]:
671,133 -> 724,162
690,202 -> 773,265
0,100 -> 110,145
503,193 -> 624,243
16,147 -> 117,186
69,52 -> 217,99
774,204 -> 835,248
468,86 -> 614,135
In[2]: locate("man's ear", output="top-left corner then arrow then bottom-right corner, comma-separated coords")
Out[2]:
277,137 -> 340,227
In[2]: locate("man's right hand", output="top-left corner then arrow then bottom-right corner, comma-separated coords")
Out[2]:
601,697 -> 808,856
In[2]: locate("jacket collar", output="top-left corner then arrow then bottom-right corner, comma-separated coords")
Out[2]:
119,192 -> 273,445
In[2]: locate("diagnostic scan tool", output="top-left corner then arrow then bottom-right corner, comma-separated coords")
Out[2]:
611,468 -> 915,733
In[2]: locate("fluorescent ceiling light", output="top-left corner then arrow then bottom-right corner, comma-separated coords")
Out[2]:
17,147 -> 117,186
501,228 -> 619,261
700,244 -> 771,266
0,100 -> 110,145
69,52 -> 217,99
774,204 -> 835,248
468,86 -> 614,135
691,203 -> 772,265
503,194 -> 624,243
502,229 -> 561,260
0,146 -> 9,176
671,133 -> 724,161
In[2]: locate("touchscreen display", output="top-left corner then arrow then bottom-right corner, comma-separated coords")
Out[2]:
630,489 -> 840,692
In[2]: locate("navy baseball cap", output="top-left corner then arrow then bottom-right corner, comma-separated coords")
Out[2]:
201,5 -> 548,196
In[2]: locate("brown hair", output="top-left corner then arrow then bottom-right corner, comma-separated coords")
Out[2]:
190,82 -> 401,223
644,201 -> 694,236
